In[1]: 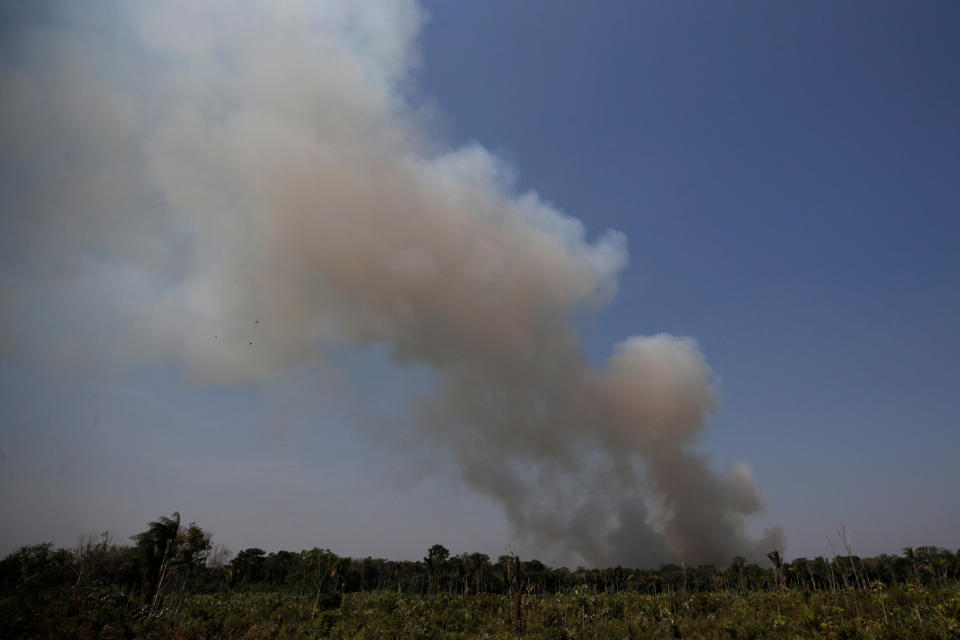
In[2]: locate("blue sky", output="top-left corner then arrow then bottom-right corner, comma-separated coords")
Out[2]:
416,0 -> 960,557
1,1 -> 958,565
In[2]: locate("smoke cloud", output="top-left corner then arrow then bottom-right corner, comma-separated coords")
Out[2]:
0,1 -> 782,566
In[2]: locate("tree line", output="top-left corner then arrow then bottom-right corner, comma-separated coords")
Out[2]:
2,512 -> 958,608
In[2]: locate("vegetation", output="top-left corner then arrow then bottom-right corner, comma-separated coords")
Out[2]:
2,513 -> 959,638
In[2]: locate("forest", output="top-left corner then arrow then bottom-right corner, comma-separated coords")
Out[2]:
2,512 -> 959,639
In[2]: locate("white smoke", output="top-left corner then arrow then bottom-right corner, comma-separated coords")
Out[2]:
0,0 -> 782,566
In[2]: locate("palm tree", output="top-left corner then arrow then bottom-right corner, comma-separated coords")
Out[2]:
131,511 -> 181,603
903,547 -> 918,584
730,556 -> 747,593
767,550 -> 785,590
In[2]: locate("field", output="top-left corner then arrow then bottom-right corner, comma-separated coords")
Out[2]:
6,585 -> 960,639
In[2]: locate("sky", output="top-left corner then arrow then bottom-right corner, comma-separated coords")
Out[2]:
1,1 -> 958,567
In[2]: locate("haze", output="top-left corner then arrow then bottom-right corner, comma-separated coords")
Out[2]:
1,1 -> 958,567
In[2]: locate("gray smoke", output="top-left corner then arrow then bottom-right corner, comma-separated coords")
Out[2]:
0,0 -> 782,566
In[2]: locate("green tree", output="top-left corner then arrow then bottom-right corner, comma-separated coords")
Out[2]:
263,550 -> 300,586
425,544 -> 449,594
0,543 -> 73,590
231,548 -> 266,585
175,522 -> 212,568
299,548 -> 342,616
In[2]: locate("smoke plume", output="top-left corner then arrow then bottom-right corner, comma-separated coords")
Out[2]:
0,0 -> 782,566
